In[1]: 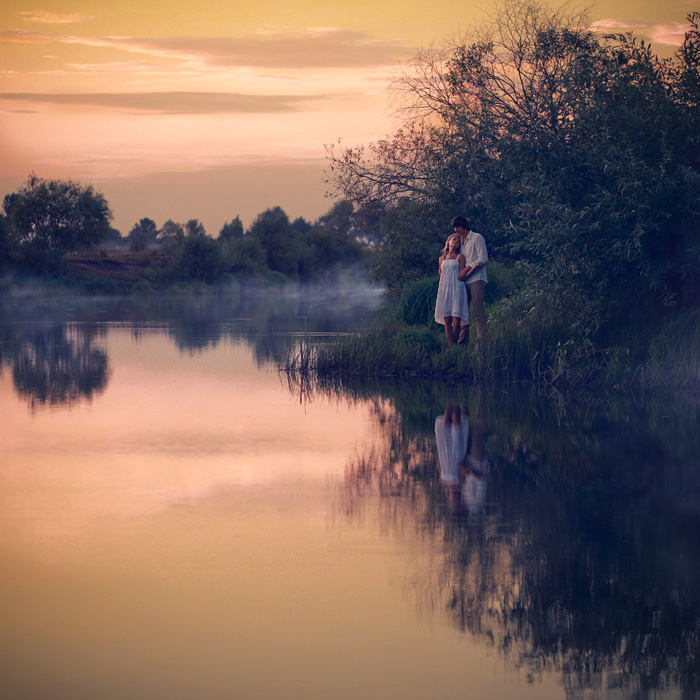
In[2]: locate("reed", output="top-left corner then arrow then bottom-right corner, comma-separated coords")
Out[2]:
632,307 -> 700,391
281,270 -> 700,391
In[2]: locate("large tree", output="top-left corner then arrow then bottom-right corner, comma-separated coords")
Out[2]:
4,174 -> 112,270
327,1 -> 700,341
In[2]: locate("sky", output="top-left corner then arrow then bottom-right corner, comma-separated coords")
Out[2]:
0,0 -> 695,235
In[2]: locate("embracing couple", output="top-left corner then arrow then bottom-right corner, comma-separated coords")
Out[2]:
434,215 -> 488,347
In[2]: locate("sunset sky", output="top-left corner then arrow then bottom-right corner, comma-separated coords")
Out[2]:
0,0 -> 694,235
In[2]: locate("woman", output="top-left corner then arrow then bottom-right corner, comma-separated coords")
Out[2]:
435,234 -> 469,346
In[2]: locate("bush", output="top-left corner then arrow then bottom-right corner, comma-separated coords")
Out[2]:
397,276 -> 440,326
484,261 -> 521,304
221,237 -> 266,276
130,279 -> 152,295
166,235 -> 226,283
396,262 -> 521,327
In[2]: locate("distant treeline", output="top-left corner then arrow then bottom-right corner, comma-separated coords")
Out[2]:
0,175 -> 382,286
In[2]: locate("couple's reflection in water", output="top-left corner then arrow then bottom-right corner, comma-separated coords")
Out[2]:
331,380 -> 700,700
435,403 -> 487,516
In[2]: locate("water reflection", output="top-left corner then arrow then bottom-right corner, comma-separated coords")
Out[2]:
332,380 -> 700,699
435,403 -> 487,515
0,323 -> 109,410
0,285 -> 382,409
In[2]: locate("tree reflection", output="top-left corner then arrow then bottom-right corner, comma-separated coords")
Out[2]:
0,324 -> 109,410
333,381 -> 700,699
17,286 -> 380,365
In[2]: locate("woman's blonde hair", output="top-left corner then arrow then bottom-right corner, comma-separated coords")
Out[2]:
441,234 -> 462,258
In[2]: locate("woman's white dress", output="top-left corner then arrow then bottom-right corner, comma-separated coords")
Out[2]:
435,258 -> 469,325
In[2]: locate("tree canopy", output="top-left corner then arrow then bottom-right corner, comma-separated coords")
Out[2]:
3,174 -> 112,270
327,0 -> 700,342
128,217 -> 158,251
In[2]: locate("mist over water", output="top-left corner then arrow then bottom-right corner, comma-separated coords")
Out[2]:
0,291 -> 698,700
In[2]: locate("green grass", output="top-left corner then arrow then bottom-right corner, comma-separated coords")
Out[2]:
283,278 -> 700,392
631,307 -> 700,391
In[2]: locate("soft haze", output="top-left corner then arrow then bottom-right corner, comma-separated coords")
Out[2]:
0,0 -> 694,235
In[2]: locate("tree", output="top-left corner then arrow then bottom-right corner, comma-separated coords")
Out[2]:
326,1 -> 700,343
101,226 -> 123,246
291,216 -> 312,235
3,174 -> 112,270
128,218 -> 158,252
185,219 -> 206,237
167,234 -> 225,282
219,216 -> 244,242
0,214 -> 10,273
247,206 -> 300,276
317,200 -> 355,236
159,219 -> 185,244
316,199 -> 386,245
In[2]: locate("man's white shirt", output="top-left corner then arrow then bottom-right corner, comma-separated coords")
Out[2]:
460,231 -> 488,284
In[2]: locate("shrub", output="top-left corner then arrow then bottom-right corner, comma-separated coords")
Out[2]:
166,235 -> 226,283
397,276 -> 440,326
221,238 -> 265,276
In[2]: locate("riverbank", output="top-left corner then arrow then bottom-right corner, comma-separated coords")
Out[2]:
283,277 -> 700,393
0,249 -> 357,296
2,250 -> 196,296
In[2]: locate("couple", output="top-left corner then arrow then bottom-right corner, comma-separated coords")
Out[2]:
435,216 -> 488,347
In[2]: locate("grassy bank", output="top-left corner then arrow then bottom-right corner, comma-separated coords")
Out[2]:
284,265 -> 700,392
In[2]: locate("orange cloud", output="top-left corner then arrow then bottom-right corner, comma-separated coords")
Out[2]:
0,91 -> 321,114
0,29 -> 54,43
19,11 -> 96,24
0,28 -> 410,69
591,18 -> 690,47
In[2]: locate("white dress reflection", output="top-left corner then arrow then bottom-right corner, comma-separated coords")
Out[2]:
435,404 -> 487,515
435,404 -> 469,511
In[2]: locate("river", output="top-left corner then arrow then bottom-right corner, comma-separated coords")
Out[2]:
1,289 -> 698,700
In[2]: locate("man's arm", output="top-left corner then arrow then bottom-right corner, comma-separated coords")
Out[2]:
459,260 -> 485,281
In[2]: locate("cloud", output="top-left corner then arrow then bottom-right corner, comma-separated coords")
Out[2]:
0,30 -> 54,44
19,11 -> 95,24
0,28 -> 409,69
0,91 -> 322,114
589,19 -> 631,32
591,18 -> 689,46
647,22 -> 689,46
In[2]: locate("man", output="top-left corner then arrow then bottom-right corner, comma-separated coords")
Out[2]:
452,215 -> 488,346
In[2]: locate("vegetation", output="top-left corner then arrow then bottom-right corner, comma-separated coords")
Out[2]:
3,174 -> 113,272
3,1 -> 699,389
1,178 -> 373,293
127,217 -> 159,251
308,0 -> 700,387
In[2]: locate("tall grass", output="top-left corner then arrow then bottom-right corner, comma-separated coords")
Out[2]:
631,307 -> 700,391
281,254 -> 700,391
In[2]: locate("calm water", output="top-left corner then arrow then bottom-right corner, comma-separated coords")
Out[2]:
1,291 -> 699,700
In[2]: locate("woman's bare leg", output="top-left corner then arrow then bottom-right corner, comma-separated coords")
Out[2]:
452,319 -> 461,345
444,317 -> 455,345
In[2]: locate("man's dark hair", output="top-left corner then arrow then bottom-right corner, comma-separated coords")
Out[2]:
451,215 -> 470,230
